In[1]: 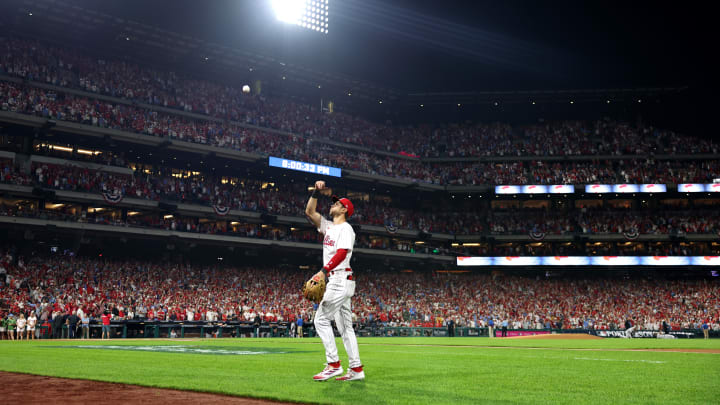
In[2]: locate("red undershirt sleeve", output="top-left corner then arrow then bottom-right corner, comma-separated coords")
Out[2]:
323,249 -> 348,271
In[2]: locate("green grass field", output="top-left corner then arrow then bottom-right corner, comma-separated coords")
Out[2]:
1,337 -> 719,404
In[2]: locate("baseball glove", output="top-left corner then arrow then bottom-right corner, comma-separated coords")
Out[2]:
302,271 -> 326,303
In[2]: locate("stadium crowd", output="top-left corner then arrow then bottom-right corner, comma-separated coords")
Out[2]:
1,159 -> 476,234
488,209 -> 720,235
1,37 -> 717,159
2,158 -> 719,239
436,159 -> 720,186
2,79 -> 719,185
358,269 -> 719,332
0,252 -> 309,339
1,39 -> 719,337
0,203 -> 451,254
0,252 -> 717,340
3,203 -> 719,256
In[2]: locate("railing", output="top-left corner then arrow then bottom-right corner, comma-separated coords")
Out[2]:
27,323 -> 716,339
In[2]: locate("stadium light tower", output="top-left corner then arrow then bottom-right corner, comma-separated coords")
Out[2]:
271,0 -> 329,34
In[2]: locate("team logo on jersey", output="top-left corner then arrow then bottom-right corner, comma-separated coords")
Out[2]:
323,235 -> 335,247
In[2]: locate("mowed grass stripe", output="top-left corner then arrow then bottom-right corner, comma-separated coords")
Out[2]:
1,338 -> 719,404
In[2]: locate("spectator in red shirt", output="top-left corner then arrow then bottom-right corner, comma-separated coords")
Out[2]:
101,310 -> 111,339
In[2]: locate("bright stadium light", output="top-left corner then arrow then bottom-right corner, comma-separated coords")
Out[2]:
271,0 -> 305,23
271,0 -> 329,33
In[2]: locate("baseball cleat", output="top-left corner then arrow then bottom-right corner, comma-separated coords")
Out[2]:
336,367 -> 365,381
313,365 -> 344,381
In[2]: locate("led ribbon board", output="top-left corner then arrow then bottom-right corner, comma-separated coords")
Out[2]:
495,185 -> 574,194
456,256 -> 720,266
268,157 -> 341,177
585,184 -> 668,193
678,183 -> 720,192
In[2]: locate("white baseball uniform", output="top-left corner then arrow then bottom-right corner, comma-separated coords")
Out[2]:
16,317 -> 26,332
27,316 -> 37,331
314,216 -> 361,368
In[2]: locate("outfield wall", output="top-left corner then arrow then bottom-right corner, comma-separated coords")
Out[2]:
31,322 -> 717,339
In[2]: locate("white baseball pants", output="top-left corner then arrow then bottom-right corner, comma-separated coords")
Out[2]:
314,275 -> 361,368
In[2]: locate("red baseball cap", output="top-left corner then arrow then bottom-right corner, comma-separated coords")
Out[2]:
332,195 -> 354,217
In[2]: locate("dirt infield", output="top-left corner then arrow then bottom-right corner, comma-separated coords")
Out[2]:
508,333 -> 603,340
0,372 -> 296,405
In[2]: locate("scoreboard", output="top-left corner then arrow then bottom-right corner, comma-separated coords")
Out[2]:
268,156 -> 341,177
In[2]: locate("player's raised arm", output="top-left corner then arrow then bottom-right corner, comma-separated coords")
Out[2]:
305,180 -> 325,229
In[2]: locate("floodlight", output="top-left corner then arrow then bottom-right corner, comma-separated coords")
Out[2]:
271,0 -> 329,33
271,0 -> 306,24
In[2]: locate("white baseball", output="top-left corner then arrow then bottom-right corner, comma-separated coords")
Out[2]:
315,180 -> 326,190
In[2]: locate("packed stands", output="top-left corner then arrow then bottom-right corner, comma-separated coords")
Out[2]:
1,37 -> 718,186
0,252 -> 717,333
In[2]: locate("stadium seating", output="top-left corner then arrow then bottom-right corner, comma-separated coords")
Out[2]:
1,37 -> 718,186
0,252 -> 717,333
0,37 -> 719,338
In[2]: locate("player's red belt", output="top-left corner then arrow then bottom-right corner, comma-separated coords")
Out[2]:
329,268 -> 352,277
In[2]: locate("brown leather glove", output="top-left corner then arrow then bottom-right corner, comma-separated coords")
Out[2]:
302,270 -> 327,304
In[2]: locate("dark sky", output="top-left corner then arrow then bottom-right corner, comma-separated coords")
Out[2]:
67,0 -> 706,93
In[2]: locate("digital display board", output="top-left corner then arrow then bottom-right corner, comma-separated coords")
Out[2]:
495,185 -> 574,194
590,256 -> 640,266
639,184 -> 667,192
692,256 -> 720,265
587,184 -> 667,193
268,157 -> 341,177
639,256 -> 691,266
549,185 -> 575,194
611,184 -> 668,193
494,184 -> 672,195
456,257 -> 493,266
707,183 -> 720,192
544,256 -> 590,265
495,185 -> 522,194
612,184 -> 639,193
678,183 -> 705,192
456,256 -> 717,266
492,257 -> 541,266
522,185 -> 548,194
585,184 -> 612,193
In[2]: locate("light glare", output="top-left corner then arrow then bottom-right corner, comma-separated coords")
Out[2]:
272,0 -> 328,33
271,0 -> 307,24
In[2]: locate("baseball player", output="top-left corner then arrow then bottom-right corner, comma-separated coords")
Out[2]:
304,180 -> 364,381
624,318 -> 636,338
16,313 -> 26,340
